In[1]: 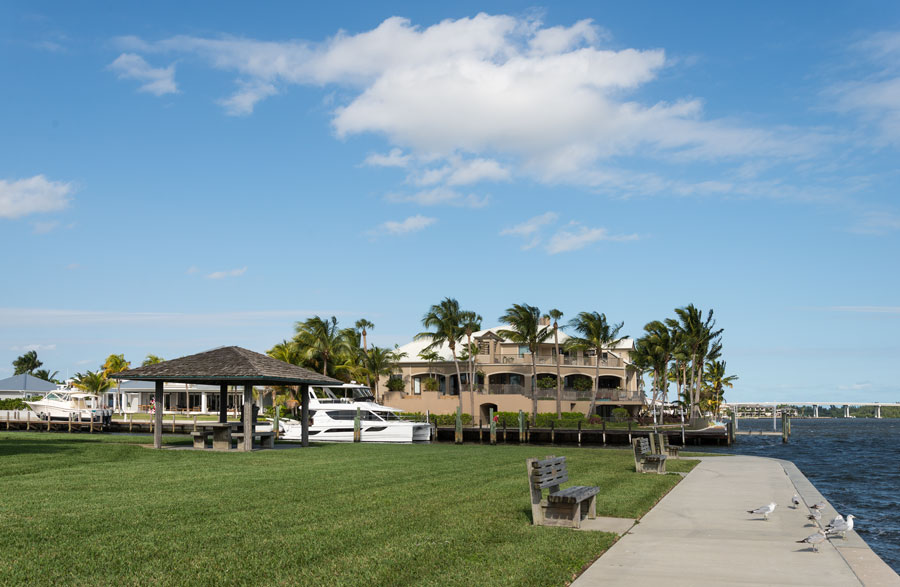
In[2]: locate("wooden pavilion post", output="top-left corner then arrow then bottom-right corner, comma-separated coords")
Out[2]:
218,384 -> 228,424
300,383 -> 309,447
242,384 -> 253,452
154,381 -> 164,449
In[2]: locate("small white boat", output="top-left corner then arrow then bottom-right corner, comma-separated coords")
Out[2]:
276,382 -> 431,443
26,390 -> 110,420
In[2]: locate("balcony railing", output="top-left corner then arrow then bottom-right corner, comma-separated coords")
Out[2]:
482,355 -> 622,368
481,385 -> 643,402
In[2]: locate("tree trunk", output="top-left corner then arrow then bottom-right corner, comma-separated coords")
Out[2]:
531,353 -> 538,423
466,334 -> 475,419
586,349 -> 599,418
554,328 -> 561,419
451,346 -> 464,416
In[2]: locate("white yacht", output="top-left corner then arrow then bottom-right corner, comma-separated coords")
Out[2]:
26,390 -> 110,420
275,382 -> 431,443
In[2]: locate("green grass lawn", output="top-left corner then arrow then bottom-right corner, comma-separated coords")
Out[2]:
0,433 -> 697,586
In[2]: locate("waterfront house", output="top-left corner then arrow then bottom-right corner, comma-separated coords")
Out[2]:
0,374 -> 58,400
378,320 -> 645,419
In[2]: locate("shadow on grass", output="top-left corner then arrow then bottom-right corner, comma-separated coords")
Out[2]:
0,438 -> 79,457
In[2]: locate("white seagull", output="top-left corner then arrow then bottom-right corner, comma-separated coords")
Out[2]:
827,514 -> 844,527
747,502 -> 777,520
791,494 -> 802,509
811,501 -> 827,511
797,529 -> 827,552
826,515 -> 855,539
807,510 -> 822,522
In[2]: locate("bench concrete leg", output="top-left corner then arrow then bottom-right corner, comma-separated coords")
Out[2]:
193,436 -> 207,449
588,495 -> 596,519
572,502 -> 582,529
263,435 -> 274,449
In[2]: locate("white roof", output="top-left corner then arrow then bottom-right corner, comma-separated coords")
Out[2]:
395,326 -> 633,362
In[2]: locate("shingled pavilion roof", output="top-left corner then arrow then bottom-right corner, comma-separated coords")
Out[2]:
110,346 -> 342,387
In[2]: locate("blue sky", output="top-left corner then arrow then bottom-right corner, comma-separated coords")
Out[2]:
2,1 -> 899,402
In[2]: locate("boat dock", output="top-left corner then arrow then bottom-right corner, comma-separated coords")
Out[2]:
435,424 -> 730,445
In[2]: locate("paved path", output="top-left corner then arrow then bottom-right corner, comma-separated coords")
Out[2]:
573,456 -> 900,586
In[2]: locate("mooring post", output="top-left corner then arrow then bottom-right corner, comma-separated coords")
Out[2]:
129,412 -> 133,433
602,419 -> 607,445
489,408 -> 496,445
577,420 -> 582,447
455,406 -> 463,444
26,410 -> 30,431
172,413 -> 176,434
478,418 -> 483,444
781,413 -> 788,443
526,420 -> 530,443
46,413 -> 50,431
550,420 -> 555,445
518,410 -> 524,444
68,413 -> 72,433
354,407 -> 361,442
628,420 -> 633,444
503,420 -> 507,443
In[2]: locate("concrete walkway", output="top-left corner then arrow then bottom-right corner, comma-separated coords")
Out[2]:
573,456 -> 900,586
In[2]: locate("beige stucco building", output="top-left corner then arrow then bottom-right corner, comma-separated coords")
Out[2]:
378,322 -> 645,420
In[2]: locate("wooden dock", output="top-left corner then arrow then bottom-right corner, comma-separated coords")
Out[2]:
435,424 -> 730,446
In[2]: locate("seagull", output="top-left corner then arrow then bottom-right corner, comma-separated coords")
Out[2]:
791,494 -> 802,509
827,514 -> 844,527
811,501 -> 827,511
797,529 -> 827,552
747,502 -> 776,520
826,515 -> 855,539
807,510 -> 822,522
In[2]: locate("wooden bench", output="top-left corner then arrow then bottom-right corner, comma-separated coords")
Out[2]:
527,456 -> 600,528
655,433 -> 680,459
633,438 -> 667,473
232,430 -> 275,449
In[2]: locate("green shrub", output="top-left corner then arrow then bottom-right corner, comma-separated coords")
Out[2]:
422,377 -> 440,392
611,407 -> 629,422
536,376 -> 556,390
572,377 -> 592,391
427,412 -> 473,426
386,377 -> 405,392
0,398 -> 35,410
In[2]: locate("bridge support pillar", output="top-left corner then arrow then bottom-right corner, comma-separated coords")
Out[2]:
844,405 -> 850,418
876,405 -> 882,419
814,405 -> 819,418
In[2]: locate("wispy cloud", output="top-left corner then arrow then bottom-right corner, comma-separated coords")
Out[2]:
9,343 -> 57,352
824,306 -> 900,314
848,210 -> 900,235
500,212 -> 558,249
0,308 -> 346,328
108,53 -> 177,96
206,267 -> 247,279
546,224 -> 639,254
385,187 -> 489,208
0,175 -> 73,219
376,214 -> 436,235
363,148 -> 410,168
32,220 -> 60,234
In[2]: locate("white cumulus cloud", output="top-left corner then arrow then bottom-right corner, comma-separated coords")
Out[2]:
108,53 -> 178,96
386,187 -> 489,208
0,175 -> 73,219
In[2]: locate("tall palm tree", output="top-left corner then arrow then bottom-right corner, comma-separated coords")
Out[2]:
32,369 -> 60,384
498,303 -> 552,422
102,354 -> 131,413
667,305 -> 723,422
355,319 -> 375,387
565,311 -> 625,418
142,354 -> 165,366
544,309 -> 564,419
13,350 -> 42,375
460,310 -> 482,417
704,359 -> 738,416
294,315 -> 353,377
268,340 -> 307,408
639,320 -> 675,420
415,298 -> 467,414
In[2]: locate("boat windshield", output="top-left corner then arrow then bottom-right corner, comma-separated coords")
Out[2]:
372,410 -> 403,421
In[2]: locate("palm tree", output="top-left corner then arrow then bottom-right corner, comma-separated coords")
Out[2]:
415,298 -> 467,414
666,305 -> 723,423
13,350 -> 42,375
704,360 -> 738,417
32,369 -> 60,384
565,311 -> 625,418
498,303 -> 552,422
72,371 -> 114,405
544,309 -> 564,419
102,354 -> 131,413
638,320 -> 675,422
294,315 -> 353,377
460,310 -> 482,418
363,346 -> 405,403
355,319 -> 375,387
142,354 -> 165,366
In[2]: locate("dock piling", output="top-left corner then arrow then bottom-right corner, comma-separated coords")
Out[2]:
489,408 -> 496,445
454,407 -> 462,444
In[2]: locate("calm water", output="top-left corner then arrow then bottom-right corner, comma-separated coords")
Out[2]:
701,418 -> 900,572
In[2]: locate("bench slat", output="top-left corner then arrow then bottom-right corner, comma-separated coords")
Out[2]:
533,473 -> 568,489
531,457 -> 565,469
547,485 -> 600,504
